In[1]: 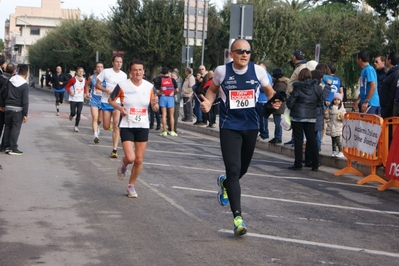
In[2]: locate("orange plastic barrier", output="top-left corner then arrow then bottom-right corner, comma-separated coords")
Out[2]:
378,117 -> 399,191
334,112 -> 386,185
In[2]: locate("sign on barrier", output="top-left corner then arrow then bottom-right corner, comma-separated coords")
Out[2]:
385,127 -> 399,180
342,119 -> 382,155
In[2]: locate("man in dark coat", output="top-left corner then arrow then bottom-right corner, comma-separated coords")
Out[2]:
380,52 -> 399,118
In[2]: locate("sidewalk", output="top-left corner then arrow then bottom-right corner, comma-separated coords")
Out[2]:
176,110 -> 385,177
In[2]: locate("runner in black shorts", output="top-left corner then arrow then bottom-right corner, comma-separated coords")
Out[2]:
109,59 -> 159,198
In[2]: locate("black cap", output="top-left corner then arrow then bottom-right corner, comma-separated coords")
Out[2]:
272,68 -> 284,79
293,50 -> 304,60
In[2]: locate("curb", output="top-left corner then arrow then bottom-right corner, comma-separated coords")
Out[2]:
177,122 -> 386,179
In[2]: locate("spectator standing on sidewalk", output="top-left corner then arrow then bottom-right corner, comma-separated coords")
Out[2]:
181,67 -> 195,122
269,68 -> 288,144
353,51 -> 380,114
378,53 -> 399,118
285,50 -> 307,146
0,64 -> 30,155
256,62 -> 271,140
0,56 -> 13,151
324,93 -> 346,158
286,68 -> 322,172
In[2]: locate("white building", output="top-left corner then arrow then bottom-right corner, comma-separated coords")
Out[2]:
3,0 -> 80,64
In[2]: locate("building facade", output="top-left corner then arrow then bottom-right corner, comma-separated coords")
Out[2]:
3,0 -> 80,64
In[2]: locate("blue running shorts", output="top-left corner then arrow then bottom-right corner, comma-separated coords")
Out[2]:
159,96 -> 175,109
101,102 -> 116,112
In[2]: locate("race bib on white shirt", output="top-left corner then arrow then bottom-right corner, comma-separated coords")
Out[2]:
128,107 -> 147,123
93,87 -> 102,96
229,89 -> 255,109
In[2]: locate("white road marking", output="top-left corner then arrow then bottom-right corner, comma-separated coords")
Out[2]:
172,185 -> 399,215
218,229 -> 399,258
142,161 -> 378,189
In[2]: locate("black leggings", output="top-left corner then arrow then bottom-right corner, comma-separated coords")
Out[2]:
70,102 -> 83,127
54,91 -> 64,106
220,128 -> 258,218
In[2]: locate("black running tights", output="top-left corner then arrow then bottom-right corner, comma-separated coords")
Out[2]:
70,101 -> 83,127
220,128 -> 258,218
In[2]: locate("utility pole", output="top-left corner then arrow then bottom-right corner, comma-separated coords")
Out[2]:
228,0 -> 237,63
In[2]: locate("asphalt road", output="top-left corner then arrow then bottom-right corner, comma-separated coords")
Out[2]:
1,88 -> 399,266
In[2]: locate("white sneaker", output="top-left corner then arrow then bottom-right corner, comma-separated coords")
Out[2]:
331,151 -> 337,157
74,126 -> 79,132
126,185 -> 138,198
336,152 -> 345,158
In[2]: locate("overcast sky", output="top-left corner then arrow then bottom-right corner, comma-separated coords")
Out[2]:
0,0 -> 224,39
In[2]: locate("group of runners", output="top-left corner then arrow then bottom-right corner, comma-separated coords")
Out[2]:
49,39 -> 281,237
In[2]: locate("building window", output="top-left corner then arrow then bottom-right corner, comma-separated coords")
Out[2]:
30,27 -> 40,35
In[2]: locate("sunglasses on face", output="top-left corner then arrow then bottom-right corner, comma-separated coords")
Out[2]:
232,49 -> 252,55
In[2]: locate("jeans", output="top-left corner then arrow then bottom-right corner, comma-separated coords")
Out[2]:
149,104 -> 160,128
255,102 -> 269,138
273,114 -> 282,140
194,96 -> 202,122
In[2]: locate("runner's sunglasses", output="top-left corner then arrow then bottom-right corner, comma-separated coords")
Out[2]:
232,49 -> 252,55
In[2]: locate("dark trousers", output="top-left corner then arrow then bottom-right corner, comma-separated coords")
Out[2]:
54,91 -> 64,106
292,121 -> 318,169
204,104 -> 217,125
193,96 -> 203,122
183,97 -> 193,120
149,104 -> 160,128
70,101 -> 83,127
255,102 -> 269,139
0,111 -> 5,149
220,128 -> 258,218
4,110 -> 24,150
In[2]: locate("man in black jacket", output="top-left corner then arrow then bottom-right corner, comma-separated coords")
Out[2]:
380,52 -> 399,118
49,66 -> 68,116
0,63 -> 15,151
0,64 -> 29,155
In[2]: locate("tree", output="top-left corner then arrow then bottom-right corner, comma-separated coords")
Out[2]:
108,0 -> 184,79
0,39 -> 4,53
28,17 -> 112,74
304,0 -> 359,4
365,0 -> 399,19
385,19 -> 399,52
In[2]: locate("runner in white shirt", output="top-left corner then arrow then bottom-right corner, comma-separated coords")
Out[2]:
109,59 -> 159,198
95,56 -> 127,158
65,67 -> 87,132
